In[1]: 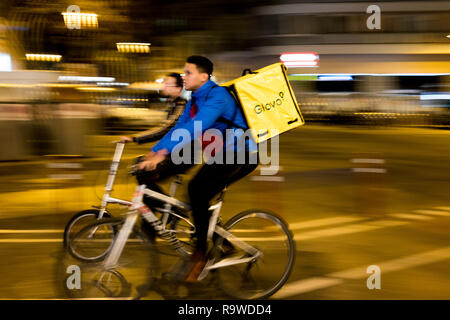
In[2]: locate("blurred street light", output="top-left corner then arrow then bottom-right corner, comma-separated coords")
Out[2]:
280,52 -> 319,68
58,76 -> 115,82
76,87 -> 116,92
26,54 -> 62,62
116,43 -> 151,53
318,75 -> 353,81
62,5 -> 98,29
97,82 -> 129,87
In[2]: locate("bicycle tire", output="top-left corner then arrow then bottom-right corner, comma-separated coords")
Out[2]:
63,209 -> 114,258
66,215 -> 119,263
215,209 -> 296,300
65,217 -> 160,299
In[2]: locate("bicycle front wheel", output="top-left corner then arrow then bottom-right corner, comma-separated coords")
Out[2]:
67,216 -> 118,263
64,209 -> 114,262
65,218 -> 159,299
216,210 -> 295,300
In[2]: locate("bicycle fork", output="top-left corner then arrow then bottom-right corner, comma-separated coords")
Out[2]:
198,202 -> 262,279
103,212 -> 138,270
103,185 -> 188,271
103,185 -> 146,270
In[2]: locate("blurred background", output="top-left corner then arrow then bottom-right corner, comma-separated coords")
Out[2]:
0,0 -> 448,300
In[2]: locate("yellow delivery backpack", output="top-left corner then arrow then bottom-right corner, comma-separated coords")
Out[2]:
222,62 -> 304,143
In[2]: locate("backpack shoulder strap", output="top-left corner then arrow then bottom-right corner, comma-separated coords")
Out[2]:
202,84 -> 245,130
217,86 -> 246,130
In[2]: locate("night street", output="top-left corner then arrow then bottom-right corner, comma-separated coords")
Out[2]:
0,124 -> 448,299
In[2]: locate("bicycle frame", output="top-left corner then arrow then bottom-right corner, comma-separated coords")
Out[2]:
203,199 -> 262,274
96,142 -> 193,234
95,142 -> 262,276
103,184 -> 262,277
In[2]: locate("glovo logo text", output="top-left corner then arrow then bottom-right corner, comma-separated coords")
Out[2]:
254,91 -> 285,115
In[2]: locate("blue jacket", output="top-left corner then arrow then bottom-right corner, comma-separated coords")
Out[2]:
152,80 -> 253,153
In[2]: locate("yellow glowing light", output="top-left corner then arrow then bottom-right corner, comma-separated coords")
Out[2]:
0,83 -> 84,88
26,54 -> 62,62
77,87 -> 116,92
62,12 -> 98,29
0,83 -> 34,88
37,84 -> 83,88
117,98 -> 149,102
116,42 -> 151,53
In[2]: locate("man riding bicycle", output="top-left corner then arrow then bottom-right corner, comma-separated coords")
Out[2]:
122,55 -> 258,282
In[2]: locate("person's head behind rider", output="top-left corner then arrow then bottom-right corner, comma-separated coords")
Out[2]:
183,55 -> 213,92
162,72 -> 183,100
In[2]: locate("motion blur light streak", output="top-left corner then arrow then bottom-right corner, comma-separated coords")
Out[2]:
76,87 -> 116,92
25,54 -> 62,62
0,83 -> 33,88
116,43 -> 151,53
96,82 -> 129,87
420,93 -> 450,100
62,11 -> 98,29
318,75 -> 353,81
280,52 -> 319,67
58,76 -> 115,82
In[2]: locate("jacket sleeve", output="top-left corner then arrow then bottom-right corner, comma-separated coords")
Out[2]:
153,87 -> 229,153
151,99 -> 192,152
133,99 -> 187,145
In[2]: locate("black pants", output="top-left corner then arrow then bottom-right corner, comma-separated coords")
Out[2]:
135,149 -> 258,253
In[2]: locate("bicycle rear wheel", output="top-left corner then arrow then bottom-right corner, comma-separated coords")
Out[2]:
215,210 -> 295,300
65,218 -> 159,299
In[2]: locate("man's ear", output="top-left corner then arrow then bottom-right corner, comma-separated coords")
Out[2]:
200,73 -> 209,83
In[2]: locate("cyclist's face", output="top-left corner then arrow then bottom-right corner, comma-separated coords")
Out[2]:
183,63 -> 209,91
162,76 -> 182,98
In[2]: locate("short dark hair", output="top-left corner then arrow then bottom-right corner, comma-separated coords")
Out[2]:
186,55 -> 213,78
166,72 -> 183,87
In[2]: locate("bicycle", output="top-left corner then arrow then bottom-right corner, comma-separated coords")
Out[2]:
63,141 -> 194,261
67,181 -> 296,300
